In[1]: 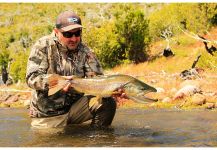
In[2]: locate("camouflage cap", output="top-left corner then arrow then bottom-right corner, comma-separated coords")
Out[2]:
56,11 -> 82,31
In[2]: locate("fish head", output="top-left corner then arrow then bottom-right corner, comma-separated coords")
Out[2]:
123,79 -> 157,103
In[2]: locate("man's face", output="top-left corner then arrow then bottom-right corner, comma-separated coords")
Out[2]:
55,28 -> 81,51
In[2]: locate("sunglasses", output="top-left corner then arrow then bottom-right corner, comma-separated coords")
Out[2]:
61,30 -> 81,38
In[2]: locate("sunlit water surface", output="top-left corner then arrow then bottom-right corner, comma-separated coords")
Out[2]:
1,108 -> 217,147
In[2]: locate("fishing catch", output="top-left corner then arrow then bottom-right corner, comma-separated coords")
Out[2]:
48,74 -> 158,104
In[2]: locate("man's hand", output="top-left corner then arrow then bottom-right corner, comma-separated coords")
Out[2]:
112,88 -> 128,107
62,76 -> 73,93
47,74 -> 75,96
48,77 -> 59,88
48,75 -> 73,88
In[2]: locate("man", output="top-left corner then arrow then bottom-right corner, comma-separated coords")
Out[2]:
26,11 -> 117,129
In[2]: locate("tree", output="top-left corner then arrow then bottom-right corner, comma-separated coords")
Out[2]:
114,5 -> 151,64
83,21 -> 122,68
0,49 -> 11,84
149,3 -> 217,41
8,49 -> 29,83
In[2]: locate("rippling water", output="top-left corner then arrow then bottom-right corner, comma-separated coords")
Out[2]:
1,108 -> 217,147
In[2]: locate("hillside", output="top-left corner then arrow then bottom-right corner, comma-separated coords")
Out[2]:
103,27 -> 217,109
109,27 -> 217,75
0,3 -> 216,109
1,3 -> 217,82
0,26 -> 216,109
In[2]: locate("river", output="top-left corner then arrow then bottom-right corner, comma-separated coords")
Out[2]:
0,107 -> 217,147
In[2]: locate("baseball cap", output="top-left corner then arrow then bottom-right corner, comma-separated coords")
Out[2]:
56,11 -> 82,31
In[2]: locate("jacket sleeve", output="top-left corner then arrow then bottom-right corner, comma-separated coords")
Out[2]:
84,51 -> 103,77
26,41 -> 50,91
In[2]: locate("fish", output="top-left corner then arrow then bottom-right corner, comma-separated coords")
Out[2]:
47,74 -> 158,104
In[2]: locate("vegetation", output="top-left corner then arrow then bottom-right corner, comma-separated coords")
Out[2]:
0,3 -> 217,82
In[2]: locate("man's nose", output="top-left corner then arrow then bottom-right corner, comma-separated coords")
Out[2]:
69,35 -> 77,41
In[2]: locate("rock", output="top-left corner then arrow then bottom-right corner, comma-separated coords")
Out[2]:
210,92 -> 217,97
180,68 -> 202,80
0,94 -> 12,102
150,79 -> 157,84
162,97 -> 172,103
156,87 -> 165,93
170,88 -> 177,94
173,85 -> 202,100
4,94 -> 20,104
180,80 -> 201,88
214,102 -> 217,108
191,94 -> 206,105
6,76 -> 13,85
20,94 -> 30,100
23,99 -> 30,107
206,103 -> 215,109
163,48 -> 175,57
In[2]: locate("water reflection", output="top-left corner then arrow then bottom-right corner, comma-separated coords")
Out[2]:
26,124 -> 118,147
1,108 -> 217,147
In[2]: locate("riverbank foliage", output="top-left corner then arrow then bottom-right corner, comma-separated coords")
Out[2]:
0,3 -> 217,83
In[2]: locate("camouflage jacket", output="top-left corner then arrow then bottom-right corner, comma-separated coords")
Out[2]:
26,32 -> 103,118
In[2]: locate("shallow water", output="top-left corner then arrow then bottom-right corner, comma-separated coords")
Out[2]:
1,107 -> 217,147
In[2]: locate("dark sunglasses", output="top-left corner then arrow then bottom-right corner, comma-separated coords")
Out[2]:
61,30 -> 81,38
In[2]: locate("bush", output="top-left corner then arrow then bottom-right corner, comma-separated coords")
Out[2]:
83,21 -> 122,68
114,5 -> 151,64
10,50 -> 29,82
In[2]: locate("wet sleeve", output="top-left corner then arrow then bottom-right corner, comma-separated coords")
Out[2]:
26,42 -> 50,91
84,51 -> 103,77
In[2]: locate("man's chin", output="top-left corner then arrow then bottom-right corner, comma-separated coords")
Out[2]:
66,43 -> 79,51
67,46 -> 77,51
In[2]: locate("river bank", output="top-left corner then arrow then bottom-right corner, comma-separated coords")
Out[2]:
0,70 -> 216,110
0,86 -> 31,108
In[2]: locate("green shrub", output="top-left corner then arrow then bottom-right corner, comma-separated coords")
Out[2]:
114,5 -> 151,64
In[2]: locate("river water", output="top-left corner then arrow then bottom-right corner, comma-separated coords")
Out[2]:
1,107 -> 217,147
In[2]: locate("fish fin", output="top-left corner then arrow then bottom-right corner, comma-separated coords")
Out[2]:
47,74 -> 66,83
48,85 -> 63,96
89,95 -> 102,110
127,95 -> 158,104
47,74 -> 68,96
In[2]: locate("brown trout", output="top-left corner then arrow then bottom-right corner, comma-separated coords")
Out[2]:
48,74 -> 158,104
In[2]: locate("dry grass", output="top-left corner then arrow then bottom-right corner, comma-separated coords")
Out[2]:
105,28 -> 217,109
1,28 -> 217,109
